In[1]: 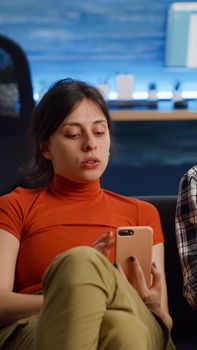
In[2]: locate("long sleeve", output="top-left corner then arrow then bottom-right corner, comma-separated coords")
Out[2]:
175,166 -> 197,308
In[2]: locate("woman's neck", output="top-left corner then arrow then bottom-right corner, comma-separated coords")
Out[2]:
50,173 -> 102,200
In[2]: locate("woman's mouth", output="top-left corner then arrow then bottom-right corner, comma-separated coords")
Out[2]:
81,159 -> 100,169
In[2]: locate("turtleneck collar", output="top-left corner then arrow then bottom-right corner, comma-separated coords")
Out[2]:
50,173 -> 102,201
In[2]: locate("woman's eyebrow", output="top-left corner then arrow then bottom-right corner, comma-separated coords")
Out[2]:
93,120 -> 107,125
61,120 -> 107,127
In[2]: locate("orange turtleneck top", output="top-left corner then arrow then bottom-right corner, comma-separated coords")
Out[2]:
0,174 -> 164,294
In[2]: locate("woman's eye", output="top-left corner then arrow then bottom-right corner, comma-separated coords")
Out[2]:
65,134 -> 80,139
94,131 -> 105,136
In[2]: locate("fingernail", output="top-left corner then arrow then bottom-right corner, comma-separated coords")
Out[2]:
113,262 -> 119,269
129,256 -> 135,262
152,262 -> 157,268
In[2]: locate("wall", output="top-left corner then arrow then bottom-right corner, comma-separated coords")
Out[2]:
0,0 -> 197,96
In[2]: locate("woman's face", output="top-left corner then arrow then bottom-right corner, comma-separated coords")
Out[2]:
41,98 -> 111,183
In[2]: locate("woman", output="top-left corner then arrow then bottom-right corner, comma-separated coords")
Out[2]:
0,79 -> 175,349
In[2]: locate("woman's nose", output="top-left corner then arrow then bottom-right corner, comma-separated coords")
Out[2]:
82,135 -> 97,152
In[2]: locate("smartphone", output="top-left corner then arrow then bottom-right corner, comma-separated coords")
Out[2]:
115,226 -> 153,287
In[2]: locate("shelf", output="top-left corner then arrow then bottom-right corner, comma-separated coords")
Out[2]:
110,109 -> 197,121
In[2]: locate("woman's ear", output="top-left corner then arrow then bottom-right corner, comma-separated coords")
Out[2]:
40,141 -> 52,160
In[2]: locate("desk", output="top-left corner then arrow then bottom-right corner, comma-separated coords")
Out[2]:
110,110 -> 197,121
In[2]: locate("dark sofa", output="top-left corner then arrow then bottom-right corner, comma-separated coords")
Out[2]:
138,196 -> 196,350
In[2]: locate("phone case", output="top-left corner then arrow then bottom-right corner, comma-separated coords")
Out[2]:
115,226 -> 153,287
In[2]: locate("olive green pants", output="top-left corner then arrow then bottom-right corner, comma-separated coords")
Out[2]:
0,246 -> 175,349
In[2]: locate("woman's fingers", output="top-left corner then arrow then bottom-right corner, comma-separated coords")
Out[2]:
114,263 -> 127,280
92,231 -> 113,245
114,257 -> 163,319
128,256 -> 148,294
93,239 -> 115,250
92,231 -> 114,257
129,259 -> 161,292
151,263 -> 161,290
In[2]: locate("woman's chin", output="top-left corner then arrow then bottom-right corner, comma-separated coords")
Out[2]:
75,170 -> 103,183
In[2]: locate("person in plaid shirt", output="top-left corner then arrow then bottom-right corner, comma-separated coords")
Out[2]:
175,165 -> 197,308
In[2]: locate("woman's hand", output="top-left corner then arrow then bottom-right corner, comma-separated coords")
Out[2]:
116,257 -> 172,330
128,257 -> 162,312
92,232 -> 115,258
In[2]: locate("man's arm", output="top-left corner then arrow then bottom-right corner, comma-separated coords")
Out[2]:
175,166 -> 197,308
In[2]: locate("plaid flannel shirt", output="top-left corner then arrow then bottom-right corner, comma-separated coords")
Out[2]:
175,166 -> 197,308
